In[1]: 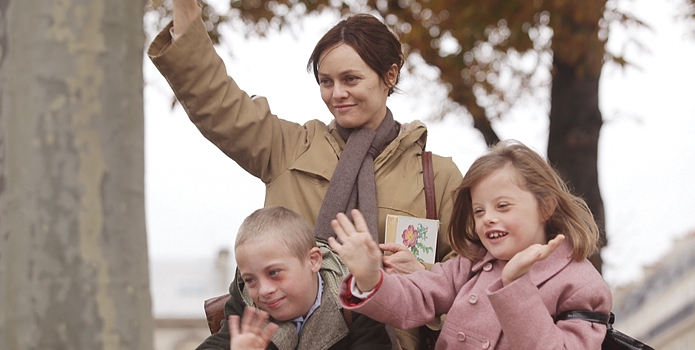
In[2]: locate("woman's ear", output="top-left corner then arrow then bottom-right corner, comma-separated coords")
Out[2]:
386,63 -> 399,87
308,247 -> 323,273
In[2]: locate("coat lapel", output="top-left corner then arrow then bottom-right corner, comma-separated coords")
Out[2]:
296,286 -> 350,350
265,281 -> 349,350
528,241 -> 573,286
270,322 -> 300,350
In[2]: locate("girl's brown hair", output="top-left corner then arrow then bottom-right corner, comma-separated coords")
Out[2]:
447,140 -> 599,261
307,13 -> 404,96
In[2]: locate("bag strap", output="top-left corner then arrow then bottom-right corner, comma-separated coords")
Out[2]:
422,151 -> 437,220
555,311 -> 656,350
555,310 -> 614,328
342,308 -> 353,328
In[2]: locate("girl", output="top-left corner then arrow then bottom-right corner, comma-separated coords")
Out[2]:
329,140 -> 612,349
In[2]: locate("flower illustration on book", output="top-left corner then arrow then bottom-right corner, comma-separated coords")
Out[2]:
401,223 -> 433,262
402,225 -> 418,247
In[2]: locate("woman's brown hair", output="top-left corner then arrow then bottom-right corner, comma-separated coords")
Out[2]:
447,140 -> 600,261
307,13 -> 404,96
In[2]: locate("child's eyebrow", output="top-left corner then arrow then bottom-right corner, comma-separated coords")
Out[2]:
264,262 -> 287,271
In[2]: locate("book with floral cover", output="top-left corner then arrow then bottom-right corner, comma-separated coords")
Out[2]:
384,214 -> 440,264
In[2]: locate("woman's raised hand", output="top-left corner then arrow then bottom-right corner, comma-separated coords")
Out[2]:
502,234 -> 566,286
328,209 -> 383,292
172,0 -> 200,37
229,307 -> 279,350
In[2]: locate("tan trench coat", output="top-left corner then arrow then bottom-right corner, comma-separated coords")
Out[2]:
148,17 -> 463,263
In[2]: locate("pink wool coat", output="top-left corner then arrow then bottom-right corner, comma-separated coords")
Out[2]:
340,242 -> 612,349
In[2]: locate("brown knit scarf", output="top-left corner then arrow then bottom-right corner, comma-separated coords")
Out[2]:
313,109 -> 399,241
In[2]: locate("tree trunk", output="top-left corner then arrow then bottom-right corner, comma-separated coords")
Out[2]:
469,102 -> 501,147
0,0 -> 152,349
547,60 -> 606,273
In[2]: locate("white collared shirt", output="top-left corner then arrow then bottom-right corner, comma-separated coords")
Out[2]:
291,272 -> 323,334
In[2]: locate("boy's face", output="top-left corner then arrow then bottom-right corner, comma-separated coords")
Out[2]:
236,239 -> 322,322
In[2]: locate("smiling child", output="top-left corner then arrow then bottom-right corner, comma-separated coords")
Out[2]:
196,206 -> 392,350
329,140 -> 613,349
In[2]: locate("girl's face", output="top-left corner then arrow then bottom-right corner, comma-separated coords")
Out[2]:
470,165 -> 548,261
317,43 -> 397,130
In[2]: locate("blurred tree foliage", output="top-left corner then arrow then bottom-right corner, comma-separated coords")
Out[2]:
686,0 -> 695,34
148,0 -> 649,273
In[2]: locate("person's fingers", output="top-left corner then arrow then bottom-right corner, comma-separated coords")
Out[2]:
335,212 -> 357,234
502,235 -> 568,286
248,308 -> 262,328
536,234 -> 566,261
330,218 -> 348,241
261,322 -> 279,343
240,307 -> 254,333
241,306 -> 266,334
331,213 -> 357,246
327,236 -> 341,251
246,308 -> 276,345
548,234 -> 565,249
329,220 -> 349,257
523,236 -> 562,262
350,209 -> 369,233
229,315 -> 241,338
379,242 -> 408,253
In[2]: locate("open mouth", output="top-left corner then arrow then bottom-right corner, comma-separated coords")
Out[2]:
487,231 -> 508,239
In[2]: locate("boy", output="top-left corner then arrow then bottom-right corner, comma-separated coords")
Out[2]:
196,206 -> 392,350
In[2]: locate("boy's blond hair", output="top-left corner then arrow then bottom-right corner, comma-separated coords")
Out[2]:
448,140 -> 600,261
235,206 -> 317,262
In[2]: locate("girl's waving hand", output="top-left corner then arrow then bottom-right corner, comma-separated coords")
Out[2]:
329,209 -> 383,293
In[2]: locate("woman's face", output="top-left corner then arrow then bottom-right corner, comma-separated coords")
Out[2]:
317,43 -> 397,130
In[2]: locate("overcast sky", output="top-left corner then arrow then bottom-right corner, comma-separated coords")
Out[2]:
143,0 -> 695,288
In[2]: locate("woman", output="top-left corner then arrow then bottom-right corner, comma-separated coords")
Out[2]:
148,1 -> 463,348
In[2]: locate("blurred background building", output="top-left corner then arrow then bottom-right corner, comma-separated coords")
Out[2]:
152,249 -> 233,350
612,231 -> 695,349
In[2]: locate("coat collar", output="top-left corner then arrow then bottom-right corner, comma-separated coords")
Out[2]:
326,118 -> 428,166
269,276 -> 350,350
326,119 -> 428,153
290,118 -> 428,181
470,241 -> 574,286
